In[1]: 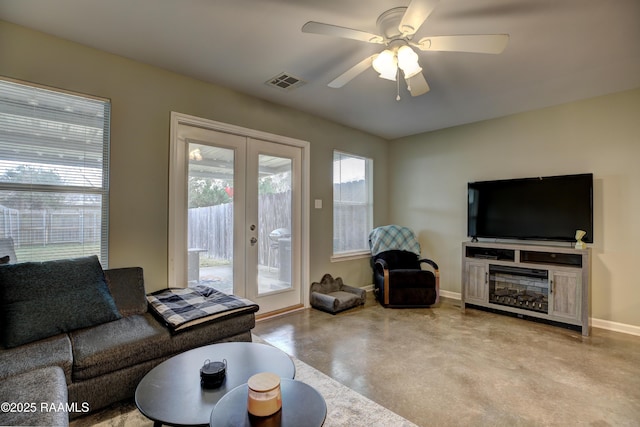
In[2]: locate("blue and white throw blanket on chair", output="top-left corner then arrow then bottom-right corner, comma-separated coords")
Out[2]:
368,225 -> 421,256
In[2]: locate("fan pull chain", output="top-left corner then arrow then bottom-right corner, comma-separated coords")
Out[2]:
396,69 -> 401,101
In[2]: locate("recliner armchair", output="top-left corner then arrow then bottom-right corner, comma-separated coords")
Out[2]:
369,225 -> 439,308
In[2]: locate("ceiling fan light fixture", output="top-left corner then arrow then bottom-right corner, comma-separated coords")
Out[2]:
400,62 -> 422,79
302,3 -> 509,98
397,45 -> 422,78
372,49 -> 398,81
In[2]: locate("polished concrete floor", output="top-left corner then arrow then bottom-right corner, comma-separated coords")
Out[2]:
253,293 -> 640,427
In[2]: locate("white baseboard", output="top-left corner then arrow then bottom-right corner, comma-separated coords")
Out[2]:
362,287 -> 640,337
591,318 -> 640,337
438,289 -> 461,301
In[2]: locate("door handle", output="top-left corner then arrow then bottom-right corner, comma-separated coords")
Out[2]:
250,237 -> 258,246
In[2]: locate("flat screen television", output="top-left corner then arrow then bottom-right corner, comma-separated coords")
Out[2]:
468,173 -> 593,243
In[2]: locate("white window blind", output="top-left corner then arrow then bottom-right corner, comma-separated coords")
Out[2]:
0,78 -> 110,265
333,151 -> 373,255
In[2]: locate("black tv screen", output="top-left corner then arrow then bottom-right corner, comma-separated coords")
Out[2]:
468,173 -> 593,243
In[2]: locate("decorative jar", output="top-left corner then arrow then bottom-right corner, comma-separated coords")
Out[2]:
247,372 -> 282,417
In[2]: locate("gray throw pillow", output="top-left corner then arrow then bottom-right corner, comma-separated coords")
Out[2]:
0,255 -> 121,348
104,267 -> 147,317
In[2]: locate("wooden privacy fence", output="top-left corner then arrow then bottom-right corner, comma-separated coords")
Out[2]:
188,191 -> 292,266
188,203 -> 234,260
333,202 -> 370,252
188,189 -> 370,265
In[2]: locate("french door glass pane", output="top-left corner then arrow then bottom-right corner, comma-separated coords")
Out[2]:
257,154 -> 292,295
187,143 -> 234,294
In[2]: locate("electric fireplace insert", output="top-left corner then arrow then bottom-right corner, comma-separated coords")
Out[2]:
489,265 -> 549,314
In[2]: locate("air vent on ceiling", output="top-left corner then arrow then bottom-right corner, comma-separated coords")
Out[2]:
266,73 -> 306,91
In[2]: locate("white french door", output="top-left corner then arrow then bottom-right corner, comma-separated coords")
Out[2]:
169,114 -> 307,315
246,138 -> 302,312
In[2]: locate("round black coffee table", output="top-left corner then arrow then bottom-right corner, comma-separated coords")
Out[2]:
209,379 -> 326,427
135,342 -> 295,426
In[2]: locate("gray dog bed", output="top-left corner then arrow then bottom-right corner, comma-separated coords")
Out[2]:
310,274 -> 366,314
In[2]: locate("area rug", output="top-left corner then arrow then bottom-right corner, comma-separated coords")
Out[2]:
70,336 -> 417,427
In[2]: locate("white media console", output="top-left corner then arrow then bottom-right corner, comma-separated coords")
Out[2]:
461,241 -> 591,336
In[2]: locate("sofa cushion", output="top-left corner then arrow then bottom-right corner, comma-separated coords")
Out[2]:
387,269 -> 436,289
70,313 -> 172,381
168,311 -> 256,354
0,256 -> 122,348
0,366 -> 69,427
104,267 -> 147,316
0,334 -> 73,384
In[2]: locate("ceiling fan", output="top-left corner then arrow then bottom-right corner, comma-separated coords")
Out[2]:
302,0 -> 509,98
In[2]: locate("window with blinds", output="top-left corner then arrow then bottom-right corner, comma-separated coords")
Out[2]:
333,151 -> 373,256
0,78 -> 110,265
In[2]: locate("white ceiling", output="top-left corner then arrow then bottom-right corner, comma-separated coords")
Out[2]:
1,0 -> 639,139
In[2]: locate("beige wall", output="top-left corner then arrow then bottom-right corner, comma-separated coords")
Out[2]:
3,19 -> 638,329
389,88 -> 640,328
0,20 -> 389,292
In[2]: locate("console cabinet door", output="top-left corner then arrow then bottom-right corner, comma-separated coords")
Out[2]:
465,261 -> 488,303
549,270 -> 581,322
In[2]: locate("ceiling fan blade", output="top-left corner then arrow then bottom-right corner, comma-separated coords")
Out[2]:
328,55 -> 376,88
406,72 -> 430,96
415,34 -> 509,54
399,0 -> 440,36
302,21 -> 384,44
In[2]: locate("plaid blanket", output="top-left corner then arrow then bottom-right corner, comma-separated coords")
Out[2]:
147,285 -> 259,332
368,225 -> 421,256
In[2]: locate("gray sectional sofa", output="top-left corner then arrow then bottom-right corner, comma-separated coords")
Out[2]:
0,256 -> 258,426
